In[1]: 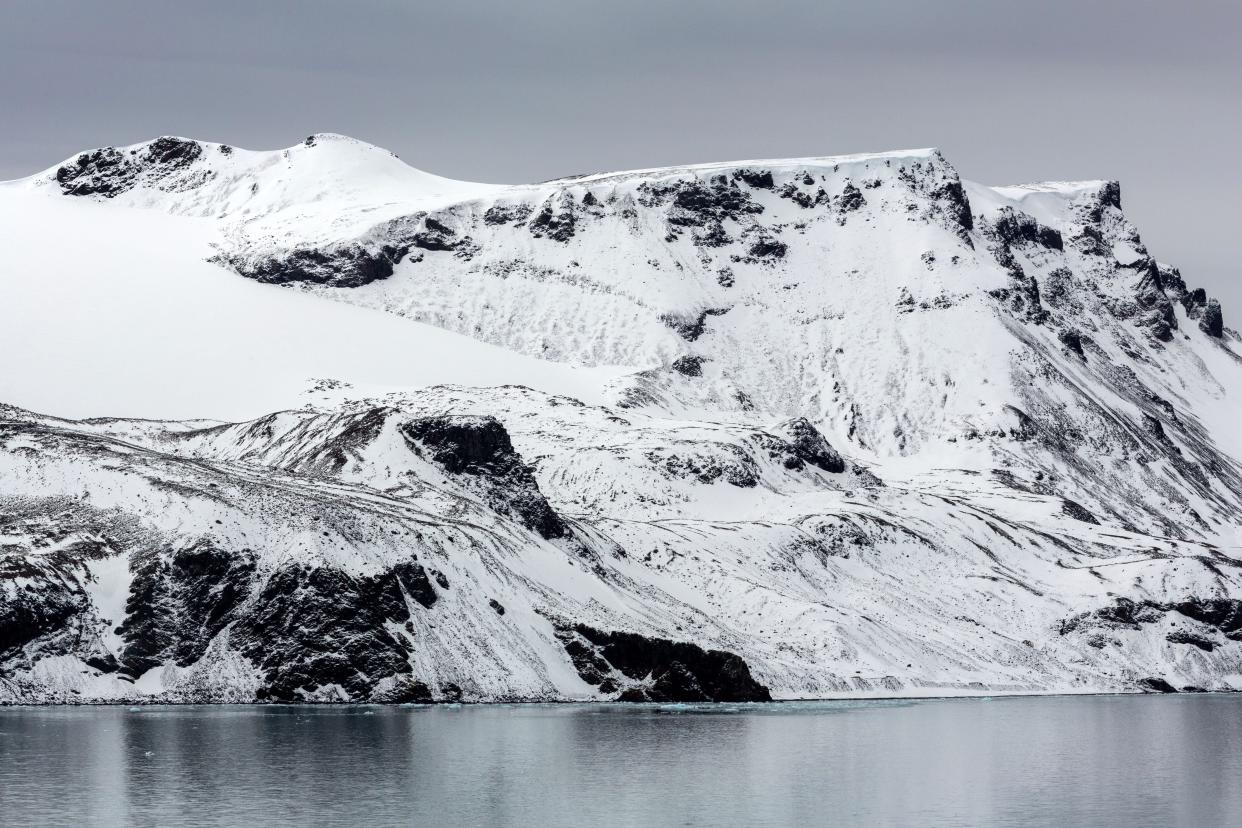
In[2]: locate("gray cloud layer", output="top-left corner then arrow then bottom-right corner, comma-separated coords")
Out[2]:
3,0 -> 1237,308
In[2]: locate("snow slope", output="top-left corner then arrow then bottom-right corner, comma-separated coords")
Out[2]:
1,135 -> 1240,703
0,175 -> 622,421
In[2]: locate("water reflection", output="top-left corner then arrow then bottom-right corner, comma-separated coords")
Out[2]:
1,696 -> 1239,827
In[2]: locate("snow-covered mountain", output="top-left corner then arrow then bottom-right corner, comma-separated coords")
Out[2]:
1,133 -> 1239,703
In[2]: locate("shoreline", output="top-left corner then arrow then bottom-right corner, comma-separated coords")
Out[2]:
4,687 -> 1239,709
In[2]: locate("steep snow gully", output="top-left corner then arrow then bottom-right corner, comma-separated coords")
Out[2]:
1,133 -> 1239,703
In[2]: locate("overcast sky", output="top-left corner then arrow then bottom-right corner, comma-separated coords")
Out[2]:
3,0 -> 1238,309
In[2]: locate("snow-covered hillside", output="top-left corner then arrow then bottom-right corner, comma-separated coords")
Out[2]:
1,134 -> 1240,703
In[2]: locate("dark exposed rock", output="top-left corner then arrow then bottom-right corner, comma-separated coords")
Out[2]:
668,176 -> 759,222
733,169 -> 774,189
1041,267 -> 1075,308
0,556 -> 86,663
837,182 -> 865,212
55,148 -> 137,197
117,542 -> 256,675
983,222 -> 1049,324
412,217 -> 460,251
1061,499 -> 1099,525
144,136 -> 203,170
772,417 -> 846,473
1141,412 -> 1166,441
991,207 -> 1063,251
302,406 -> 392,475
1138,677 -> 1178,693
238,562 -> 420,701
559,624 -> 771,702
648,446 -> 759,488
372,679 -> 433,703
671,355 -> 705,377
1059,598 -> 1157,634
401,561 -> 439,609
1169,598 -> 1242,639
748,237 -> 787,260
489,598 -> 506,616
1157,263 -> 1188,297
402,415 -> 569,539
1061,597 -> 1242,649
55,138 -> 204,198
644,175 -> 763,248
560,633 -> 613,686
1132,263 -> 1179,342
1180,287 -> 1207,314
1070,224 -> 1111,257
1179,289 -> 1224,338
1074,181 -> 1123,227
529,195 -> 578,242
74,534 -> 443,700
1059,329 -> 1086,360
1166,629 -> 1216,652
484,203 -> 533,225
693,222 -> 732,247
660,307 -> 729,342
1100,180 -> 1122,210
934,178 -> 973,232
224,243 -> 408,289
896,287 -> 916,314
1096,598 -> 1164,627
403,415 -> 516,475
990,274 -> 1049,325
778,182 -> 816,209
897,159 -> 973,239
648,661 -> 706,701
1201,300 -> 1224,338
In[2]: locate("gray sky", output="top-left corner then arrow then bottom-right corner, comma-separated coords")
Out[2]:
3,0 -> 1238,310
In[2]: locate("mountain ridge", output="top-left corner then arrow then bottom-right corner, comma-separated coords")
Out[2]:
1,134 -> 1239,703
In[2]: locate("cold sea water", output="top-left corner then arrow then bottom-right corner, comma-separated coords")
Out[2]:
1,694 -> 1239,827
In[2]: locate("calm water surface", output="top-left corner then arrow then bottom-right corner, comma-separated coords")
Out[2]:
1,695 -> 1239,827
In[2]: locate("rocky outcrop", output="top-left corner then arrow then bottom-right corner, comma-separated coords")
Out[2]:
1182,289 -> 1224,338
237,561 -> 434,702
55,137 -> 205,197
557,624 -> 771,702
896,154 -> 973,241
0,553 -> 93,671
403,415 -> 569,539
641,175 -> 763,248
1060,596 -> 1242,645
528,194 -> 578,242
219,243 -> 409,289
991,207 -> 1062,251
117,542 -> 256,676
772,417 -> 846,473
732,169 -> 774,190
660,307 -> 729,342
671,355 -> 705,377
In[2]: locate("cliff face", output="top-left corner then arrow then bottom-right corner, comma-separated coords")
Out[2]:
1,135 -> 1239,703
